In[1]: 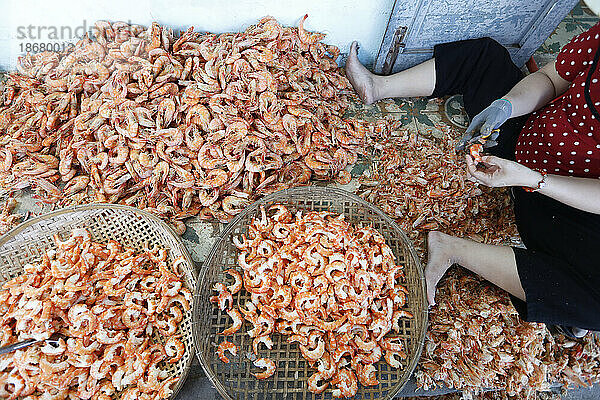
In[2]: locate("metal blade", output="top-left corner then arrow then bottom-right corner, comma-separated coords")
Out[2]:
483,140 -> 498,148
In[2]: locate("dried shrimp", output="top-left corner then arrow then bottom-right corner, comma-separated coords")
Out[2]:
416,268 -> 600,397
212,204 -> 413,398
359,122 -> 519,259
0,198 -> 23,236
0,16 -> 372,229
0,228 -> 191,399
358,119 -> 600,397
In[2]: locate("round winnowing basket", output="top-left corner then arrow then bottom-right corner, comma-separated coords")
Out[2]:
194,186 -> 428,400
0,204 -> 197,400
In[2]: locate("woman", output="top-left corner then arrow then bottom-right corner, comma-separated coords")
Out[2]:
345,19 -> 600,336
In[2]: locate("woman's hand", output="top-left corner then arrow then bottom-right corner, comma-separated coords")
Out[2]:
465,155 -> 542,188
457,99 -> 512,151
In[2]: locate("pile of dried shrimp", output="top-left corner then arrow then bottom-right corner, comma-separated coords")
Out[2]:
0,228 -> 192,399
213,204 -> 414,398
359,123 -> 519,259
417,268 -> 600,397
417,268 -> 550,396
0,16 -> 371,231
359,121 -> 600,397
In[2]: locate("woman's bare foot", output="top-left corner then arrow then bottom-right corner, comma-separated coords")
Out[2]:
424,231 -> 456,306
345,41 -> 379,105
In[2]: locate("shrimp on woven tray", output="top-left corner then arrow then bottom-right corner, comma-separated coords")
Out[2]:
0,228 -> 190,399
211,204 -> 413,397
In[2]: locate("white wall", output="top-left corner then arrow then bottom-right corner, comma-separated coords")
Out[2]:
0,0 -> 394,71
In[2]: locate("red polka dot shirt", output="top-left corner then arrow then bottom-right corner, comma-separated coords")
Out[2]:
515,22 -> 600,178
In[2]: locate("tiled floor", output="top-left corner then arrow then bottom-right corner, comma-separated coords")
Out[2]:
540,1 -> 599,52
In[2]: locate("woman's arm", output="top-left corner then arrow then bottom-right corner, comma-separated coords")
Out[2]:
504,61 -> 572,118
466,155 -> 600,215
536,174 -> 600,215
458,60 -> 573,147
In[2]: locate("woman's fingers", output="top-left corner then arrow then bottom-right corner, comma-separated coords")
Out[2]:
480,155 -> 502,165
465,155 -> 482,176
472,169 -> 493,183
467,172 -> 481,183
465,155 -> 497,185
465,113 -> 485,135
467,154 -> 503,173
466,169 -> 485,185
465,156 -> 480,181
465,154 -> 476,168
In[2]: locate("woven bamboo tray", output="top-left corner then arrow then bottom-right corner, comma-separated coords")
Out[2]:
193,186 -> 428,400
0,204 -> 197,400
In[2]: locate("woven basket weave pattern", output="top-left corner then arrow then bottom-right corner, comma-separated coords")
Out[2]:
194,187 -> 428,400
0,205 -> 197,400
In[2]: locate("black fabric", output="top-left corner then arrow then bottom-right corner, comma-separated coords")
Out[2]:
430,37 -> 600,330
512,188 -> 600,330
431,38 -> 523,115
431,37 -> 529,160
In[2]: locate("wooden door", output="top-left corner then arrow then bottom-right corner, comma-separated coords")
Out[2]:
374,0 -> 579,74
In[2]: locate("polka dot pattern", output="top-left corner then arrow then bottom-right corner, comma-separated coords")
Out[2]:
515,22 -> 600,178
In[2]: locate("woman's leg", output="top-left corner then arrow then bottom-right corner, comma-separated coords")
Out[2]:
425,231 -> 525,306
346,38 -> 523,114
428,229 -> 600,331
346,38 -> 527,159
345,41 -> 436,104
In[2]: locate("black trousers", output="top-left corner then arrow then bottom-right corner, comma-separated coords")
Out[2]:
431,38 -> 600,330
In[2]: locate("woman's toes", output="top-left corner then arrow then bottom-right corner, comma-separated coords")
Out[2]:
424,231 -> 453,306
350,41 -> 359,55
572,327 -> 589,338
425,279 -> 437,306
424,261 -> 442,306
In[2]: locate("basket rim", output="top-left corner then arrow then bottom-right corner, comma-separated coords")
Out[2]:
193,186 -> 429,400
0,203 -> 179,246
0,203 -> 197,400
